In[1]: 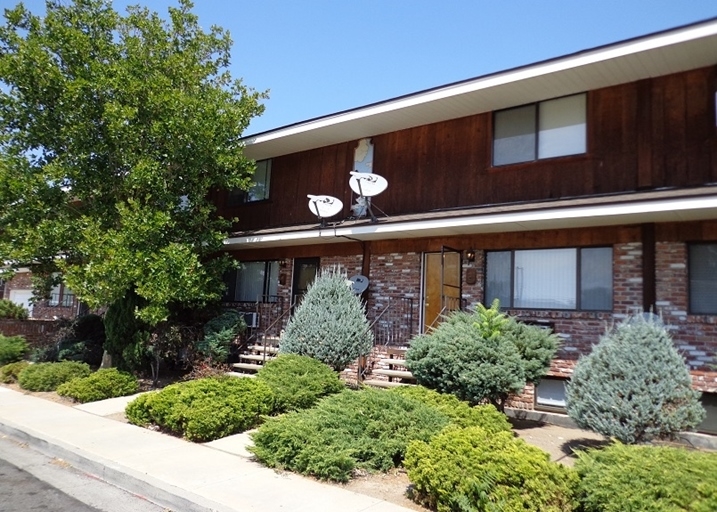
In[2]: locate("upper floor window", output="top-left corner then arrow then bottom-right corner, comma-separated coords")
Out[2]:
493,94 -> 587,166
486,247 -> 612,311
689,244 -> 717,315
228,159 -> 271,205
49,282 -> 75,307
223,260 -> 279,302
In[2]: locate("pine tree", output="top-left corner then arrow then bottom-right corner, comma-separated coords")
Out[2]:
566,315 -> 705,443
280,268 -> 373,371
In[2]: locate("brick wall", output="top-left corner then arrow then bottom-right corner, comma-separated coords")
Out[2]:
0,318 -> 61,348
655,241 -> 717,392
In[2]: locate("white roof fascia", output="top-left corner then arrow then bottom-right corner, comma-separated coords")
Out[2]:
244,18 -> 717,159
224,195 -> 717,250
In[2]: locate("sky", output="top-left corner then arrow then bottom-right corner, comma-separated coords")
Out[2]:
5,1 -> 717,135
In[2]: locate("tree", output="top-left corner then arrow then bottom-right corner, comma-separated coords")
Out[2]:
280,268 -> 374,372
0,0 -> 265,325
566,315 -> 705,444
406,300 -> 559,412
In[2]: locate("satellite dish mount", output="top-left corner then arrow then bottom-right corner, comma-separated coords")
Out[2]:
349,171 -> 388,224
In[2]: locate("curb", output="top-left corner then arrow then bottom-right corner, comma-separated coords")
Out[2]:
0,420 -> 235,512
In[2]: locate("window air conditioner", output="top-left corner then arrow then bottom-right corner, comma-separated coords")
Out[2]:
241,312 -> 259,328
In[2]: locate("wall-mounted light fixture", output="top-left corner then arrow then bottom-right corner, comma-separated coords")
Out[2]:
465,248 -> 476,262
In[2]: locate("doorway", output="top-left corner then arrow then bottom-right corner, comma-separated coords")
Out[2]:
422,247 -> 462,331
292,257 -> 320,306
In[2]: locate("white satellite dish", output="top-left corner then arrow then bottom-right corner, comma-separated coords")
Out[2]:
348,274 -> 369,294
349,171 -> 388,197
307,194 -> 343,225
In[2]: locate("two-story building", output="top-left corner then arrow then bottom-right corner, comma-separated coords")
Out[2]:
216,18 -> 717,431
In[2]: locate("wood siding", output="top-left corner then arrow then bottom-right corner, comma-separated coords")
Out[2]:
221,66 -> 717,231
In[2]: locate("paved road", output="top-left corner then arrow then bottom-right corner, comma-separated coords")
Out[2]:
0,434 -> 169,512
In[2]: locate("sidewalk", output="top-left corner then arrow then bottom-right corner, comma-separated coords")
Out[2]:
0,387 -> 414,512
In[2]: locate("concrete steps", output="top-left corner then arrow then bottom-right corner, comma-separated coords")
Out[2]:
362,379 -> 410,389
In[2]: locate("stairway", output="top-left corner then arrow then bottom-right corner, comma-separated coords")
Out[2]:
231,337 -> 280,375
362,347 -> 417,388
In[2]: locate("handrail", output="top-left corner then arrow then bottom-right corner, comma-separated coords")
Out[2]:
260,298 -> 295,363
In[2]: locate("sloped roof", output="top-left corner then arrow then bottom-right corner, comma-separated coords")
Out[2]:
242,17 -> 717,161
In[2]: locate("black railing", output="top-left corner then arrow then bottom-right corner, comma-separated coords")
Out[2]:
369,297 -> 416,347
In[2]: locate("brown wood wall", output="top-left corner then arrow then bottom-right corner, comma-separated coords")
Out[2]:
221,66 -> 717,231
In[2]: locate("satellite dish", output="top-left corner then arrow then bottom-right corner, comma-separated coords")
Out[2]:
348,274 -> 369,294
307,194 -> 343,224
349,171 -> 388,197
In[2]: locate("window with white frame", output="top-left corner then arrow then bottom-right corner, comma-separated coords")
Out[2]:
493,94 -> 587,166
485,247 -> 612,311
689,243 -> 717,315
223,261 -> 279,302
228,159 -> 271,205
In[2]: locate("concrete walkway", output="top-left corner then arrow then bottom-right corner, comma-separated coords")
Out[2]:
0,387 -> 414,512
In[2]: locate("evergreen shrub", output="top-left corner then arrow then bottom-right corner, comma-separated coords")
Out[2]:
196,309 -> 246,363
0,298 -> 29,319
255,354 -> 344,412
17,361 -> 91,391
56,314 -> 106,366
249,388 -> 449,482
0,334 -> 28,365
1,360 -> 30,383
405,426 -> 577,512
56,368 -> 139,403
389,385 -> 512,432
125,376 -> 274,442
406,301 -> 558,410
566,315 -> 704,443
280,268 -> 373,371
575,442 -> 717,512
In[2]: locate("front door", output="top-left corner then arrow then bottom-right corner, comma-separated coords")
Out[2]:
422,247 -> 462,331
292,257 -> 319,306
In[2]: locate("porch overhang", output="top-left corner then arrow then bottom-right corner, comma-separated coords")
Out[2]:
223,187 -> 717,250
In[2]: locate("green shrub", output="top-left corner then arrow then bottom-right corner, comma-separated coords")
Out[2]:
256,354 -> 344,412
0,298 -> 29,319
56,368 -> 139,403
1,360 -> 30,383
406,301 -> 559,411
56,314 -> 106,366
125,376 -> 274,442
566,315 -> 704,443
17,361 -> 91,391
196,310 -> 246,363
390,385 -> 512,432
249,388 -> 449,482
280,268 -> 373,371
405,426 -> 577,512
0,334 -> 28,365
575,442 -> 717,512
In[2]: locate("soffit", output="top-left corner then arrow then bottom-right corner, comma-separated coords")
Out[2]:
243,19 -> 717,161
224,187 -> 717,250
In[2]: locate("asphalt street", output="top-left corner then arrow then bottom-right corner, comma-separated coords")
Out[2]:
0,434 -> 169,512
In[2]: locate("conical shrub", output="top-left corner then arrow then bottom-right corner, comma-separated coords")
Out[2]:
280,268 -> 373,371
566,315 -> 704,443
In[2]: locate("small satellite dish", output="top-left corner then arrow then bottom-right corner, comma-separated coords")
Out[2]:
307,194 -> 343,225
349,171 -> 388,197
348,274 -> 369,294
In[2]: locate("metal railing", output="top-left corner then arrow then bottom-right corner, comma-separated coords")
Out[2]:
369,297 -> 416,347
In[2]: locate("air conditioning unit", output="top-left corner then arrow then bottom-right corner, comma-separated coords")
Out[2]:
241,312 -> 259,328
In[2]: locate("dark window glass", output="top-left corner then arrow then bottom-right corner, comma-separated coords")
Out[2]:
690,244 -> 717,315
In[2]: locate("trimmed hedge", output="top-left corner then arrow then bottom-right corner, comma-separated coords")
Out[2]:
249,388 -> 451,482
389,385 -> 512,432
0,360 -> 30,383
255,354 -> 344,412
56,368 -> 139,403
0,334 -> 28,365
0,299 -> 29,319
17,361 -> 91,391
575,442 -> 717,512
405,426 -> 577,512
125,376 -> 274,442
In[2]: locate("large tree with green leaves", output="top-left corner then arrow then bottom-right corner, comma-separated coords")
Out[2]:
0,0 -> 264,325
